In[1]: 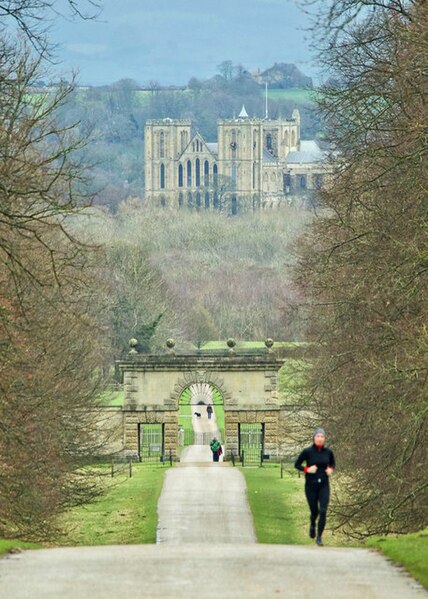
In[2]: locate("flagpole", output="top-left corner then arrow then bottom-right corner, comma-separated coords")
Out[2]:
265,81 -> 269,120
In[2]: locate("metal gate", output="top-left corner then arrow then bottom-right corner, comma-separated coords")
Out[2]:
138,423 -> 164,462
239,423 -> 264,466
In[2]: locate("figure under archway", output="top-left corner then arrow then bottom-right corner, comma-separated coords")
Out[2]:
178,382 -> 224,454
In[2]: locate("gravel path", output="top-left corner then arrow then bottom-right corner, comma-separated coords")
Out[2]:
157,464 -> 256,544
0,544 -> 425,599
157,407 -> 253,543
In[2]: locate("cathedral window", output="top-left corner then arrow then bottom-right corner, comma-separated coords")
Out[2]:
205,192 -> 210,209
232,163 -> 237,183
187,160 -> 192,187
196,192 -> 202,209
300,175 -> 306,189
231,195 -> 238,216
160,163 -> 165,189
187,192 -> 193,208
159,131 -> 165,158
204,161 -> 209,186
213,164 -> 218,186
196,158 -> 201,186
178,192 -> 184,208
178,164 -> 183,187
230,129 -> 237,156
213,191 -> 219,209
266,134 -> 272,151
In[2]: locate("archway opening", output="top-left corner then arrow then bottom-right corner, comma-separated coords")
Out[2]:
178,383 -> 225,451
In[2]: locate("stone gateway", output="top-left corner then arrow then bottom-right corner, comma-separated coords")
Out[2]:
118,348 -> 286,460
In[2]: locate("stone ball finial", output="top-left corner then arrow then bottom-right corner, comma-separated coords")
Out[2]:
227,338 -> 236,348
128,338 -> 138,355
265,338 -> 274,351
166,338 -> 176,349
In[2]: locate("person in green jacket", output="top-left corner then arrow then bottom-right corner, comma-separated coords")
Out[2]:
210,437 -> 222,462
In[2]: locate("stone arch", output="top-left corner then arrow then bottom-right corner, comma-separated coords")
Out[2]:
169,370 -> 232,405
263,171 -> 269,191
160,163 -> 166,189
204,160 -> 210,186
195,158 -> 201,186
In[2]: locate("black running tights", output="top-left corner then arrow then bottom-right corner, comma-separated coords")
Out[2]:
305,481 -> 330,537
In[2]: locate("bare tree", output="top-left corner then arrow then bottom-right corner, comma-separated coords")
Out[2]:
0,1 -> 100,52
292,0 -> 428,536
0,36 -> 112,540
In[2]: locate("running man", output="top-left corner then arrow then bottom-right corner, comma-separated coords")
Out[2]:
294,428 -> 335,546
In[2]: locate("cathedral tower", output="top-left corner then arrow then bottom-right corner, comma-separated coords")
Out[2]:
144,119 -> 192,206
217,106 -> 264,211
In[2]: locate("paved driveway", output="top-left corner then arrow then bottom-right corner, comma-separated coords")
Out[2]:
0,543 -> 425,599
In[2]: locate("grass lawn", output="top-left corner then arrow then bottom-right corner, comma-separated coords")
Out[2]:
57,464 -> 167,546
242,464 -> 359,547
178,387 -> 193,448
178,402 -> 193,445
0,538 -> 40,556
242,464 -> 427,588
266,88 -> 315,104
214,404 -> 225,439
367,528 -> 428,590
242,463 -> 310,545
97,390 -> 124,407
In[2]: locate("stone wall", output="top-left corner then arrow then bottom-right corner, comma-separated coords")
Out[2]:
224,409 -> 280,456
123,409 -> 178,458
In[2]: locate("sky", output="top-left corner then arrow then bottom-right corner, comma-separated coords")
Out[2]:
47,0 -> 316,86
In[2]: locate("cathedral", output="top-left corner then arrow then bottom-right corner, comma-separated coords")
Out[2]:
144,106 -> 327,213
